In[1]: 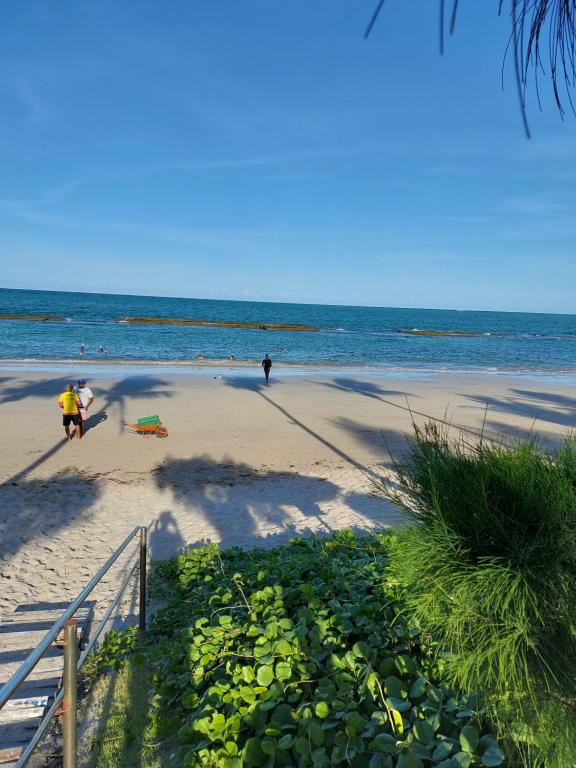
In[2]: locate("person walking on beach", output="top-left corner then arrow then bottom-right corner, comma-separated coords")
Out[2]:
58,384 -> 82,441
73,379 -> 93,437
262,354 -> 272,384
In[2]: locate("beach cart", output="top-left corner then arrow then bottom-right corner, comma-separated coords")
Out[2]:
122,415 -> 168,438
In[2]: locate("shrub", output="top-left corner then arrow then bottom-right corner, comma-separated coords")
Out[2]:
374,424 -> 576,767
141,533 -> 504,767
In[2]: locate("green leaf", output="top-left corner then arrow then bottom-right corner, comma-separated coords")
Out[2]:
277,734 -> 295,750
432,741 -> 452,761
387,696 -> 412,713
352,641 -> 373,659
426,712 -> 441,732
459,725 -> 479,754
397,752 -> 423,768
309,720 -> 325,747
242,737 -> 265,767
413,719 -> 434,745
272,703 -> 293,725
346,711 -> 365,734
241,666 -> 255,683
312,747 -> 330,767
278,618 -> 293,630
275,661 -> 292,681
379,657 -> 396,676
254,643 -> 273,658
369,755 -> 391,768
315,701 -> 330,718
372,733 -> 396,753
211,713 -> 226,733
295,736 -> 310,755
411,742 -> 432,760
481,747 -> 505,767
395,654 -> 417,676
261,738 -> 276,756
389,708 -> 404,736
275,639 -> 293,656
256,665 -> 274,687
453,753 -> 473,768
409,676 -> 427,698
384,675 -> 407,699
181,690 -> 197,709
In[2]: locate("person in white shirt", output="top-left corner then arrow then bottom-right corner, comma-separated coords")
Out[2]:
73,379 -> 94,437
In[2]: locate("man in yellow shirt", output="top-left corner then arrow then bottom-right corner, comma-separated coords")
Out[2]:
58,384 -> 82,441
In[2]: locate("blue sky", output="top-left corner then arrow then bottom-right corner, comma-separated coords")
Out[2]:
0,1 -> 574,313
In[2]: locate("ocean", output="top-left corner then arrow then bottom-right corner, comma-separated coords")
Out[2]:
0,288 -> 575,376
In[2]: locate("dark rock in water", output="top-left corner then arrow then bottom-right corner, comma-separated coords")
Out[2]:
0,313 -> 63,322
396,328 -> 500,337
117,316 -> 319,332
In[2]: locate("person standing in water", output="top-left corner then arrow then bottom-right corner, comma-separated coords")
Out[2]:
262,354 -> 272,384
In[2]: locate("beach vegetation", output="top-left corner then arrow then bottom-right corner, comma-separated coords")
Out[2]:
372,424 -> 576,767
365,1 -> 576,137
86,533 -> 506,768
84,655 -> 163,768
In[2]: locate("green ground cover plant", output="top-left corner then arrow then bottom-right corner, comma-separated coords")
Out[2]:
89,533 -> 507,768
374,425 -> 576,768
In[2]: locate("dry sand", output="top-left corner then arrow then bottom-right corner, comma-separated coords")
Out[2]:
0,367 -> 574,620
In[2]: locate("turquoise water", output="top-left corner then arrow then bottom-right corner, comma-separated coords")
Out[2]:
1,288 -> 575,374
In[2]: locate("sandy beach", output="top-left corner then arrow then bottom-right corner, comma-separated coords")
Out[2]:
0,367 -> 574,620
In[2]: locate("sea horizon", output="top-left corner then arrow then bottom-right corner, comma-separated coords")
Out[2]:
2,285 -> 574,317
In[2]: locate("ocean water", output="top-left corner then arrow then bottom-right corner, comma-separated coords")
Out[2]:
0,288 -> 575,374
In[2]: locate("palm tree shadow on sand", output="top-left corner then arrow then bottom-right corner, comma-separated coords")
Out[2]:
1,376 -> 174,485
96,376 -> 173,434
0,470 -> 103,574
151,455 -> 404,555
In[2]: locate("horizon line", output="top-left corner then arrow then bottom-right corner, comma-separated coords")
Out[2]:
0,285 -> 573,317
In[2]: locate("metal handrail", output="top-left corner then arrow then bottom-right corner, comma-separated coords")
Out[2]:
0,525 -> 147,767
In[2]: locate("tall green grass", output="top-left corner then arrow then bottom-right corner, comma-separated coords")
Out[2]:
375,424 -> 576,766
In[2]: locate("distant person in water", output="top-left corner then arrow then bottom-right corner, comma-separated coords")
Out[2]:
73,379 -> 94,437
80,344 -> 85,356
262,354 -> 272,384
99,346 -> 108,353
58,384 -> 82,441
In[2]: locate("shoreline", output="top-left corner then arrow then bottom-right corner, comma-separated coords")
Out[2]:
0,358 -> 575,384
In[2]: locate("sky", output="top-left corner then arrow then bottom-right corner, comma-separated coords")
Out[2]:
0,1 -> 574,313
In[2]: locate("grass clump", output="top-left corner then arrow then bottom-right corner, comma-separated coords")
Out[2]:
93,532 -> 505,767
374,424 -> 576,767
86,659 -> 163,768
